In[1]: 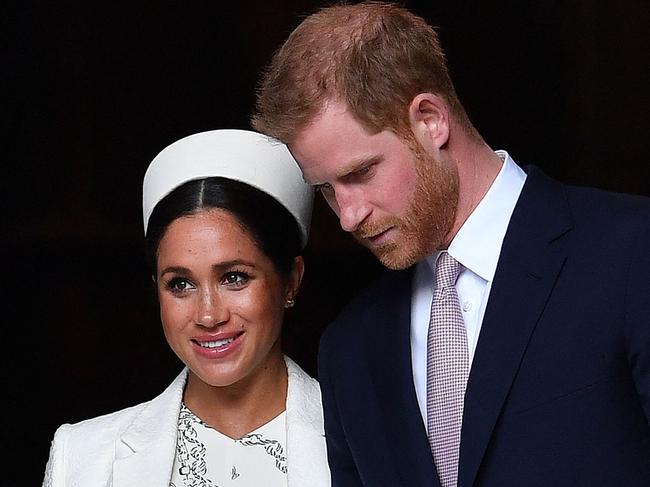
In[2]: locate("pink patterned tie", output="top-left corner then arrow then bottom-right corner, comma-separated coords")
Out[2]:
426,252 -> 469,487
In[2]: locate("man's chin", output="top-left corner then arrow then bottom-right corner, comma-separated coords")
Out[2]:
372,243 -> 422,270
355,226 -> 429,270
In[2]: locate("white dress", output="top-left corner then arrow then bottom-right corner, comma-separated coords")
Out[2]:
170,404 -> 288,487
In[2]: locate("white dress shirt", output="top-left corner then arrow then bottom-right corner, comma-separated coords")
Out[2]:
411,151 -> 527,426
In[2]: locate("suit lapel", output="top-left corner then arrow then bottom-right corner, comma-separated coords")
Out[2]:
459,167 -> 573,487
112,369 -> 187,487
285,356 -> 330,487
367,270 -> 441,487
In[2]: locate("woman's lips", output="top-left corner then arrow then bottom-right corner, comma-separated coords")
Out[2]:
191,331 -> 244,358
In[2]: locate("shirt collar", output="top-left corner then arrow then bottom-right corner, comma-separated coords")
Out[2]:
425,150 -> 526,282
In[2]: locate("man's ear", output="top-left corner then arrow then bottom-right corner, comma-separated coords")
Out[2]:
408,93 -> 450,152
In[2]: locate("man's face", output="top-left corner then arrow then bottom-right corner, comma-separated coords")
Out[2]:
289,101 -> 459,269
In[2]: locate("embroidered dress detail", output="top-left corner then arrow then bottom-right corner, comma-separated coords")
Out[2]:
170,403 -> 288,487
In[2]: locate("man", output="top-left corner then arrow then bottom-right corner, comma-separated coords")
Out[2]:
252,3 -> 650,486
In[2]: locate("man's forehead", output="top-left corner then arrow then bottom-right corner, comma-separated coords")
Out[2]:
291,103 -> 373,152
294,100 -> 350,137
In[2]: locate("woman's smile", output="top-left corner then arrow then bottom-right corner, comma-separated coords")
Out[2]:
191,331 -> 245,358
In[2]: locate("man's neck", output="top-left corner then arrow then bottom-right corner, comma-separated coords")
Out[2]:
447,142 -> 504,242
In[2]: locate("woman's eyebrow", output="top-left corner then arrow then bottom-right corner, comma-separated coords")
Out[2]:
159,265 -> 190,278
212,259 -> 257,271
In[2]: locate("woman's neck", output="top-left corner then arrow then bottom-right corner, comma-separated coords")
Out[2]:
183,350 -> 288,439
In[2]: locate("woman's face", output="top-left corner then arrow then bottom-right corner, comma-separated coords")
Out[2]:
155,208 -> 300,388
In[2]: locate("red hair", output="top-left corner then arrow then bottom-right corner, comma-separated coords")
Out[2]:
252,2 -> 475,143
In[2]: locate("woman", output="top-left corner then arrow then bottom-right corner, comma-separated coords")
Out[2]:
43,129 -> 330,486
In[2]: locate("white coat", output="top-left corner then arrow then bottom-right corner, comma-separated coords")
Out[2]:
43,356 -> 330,486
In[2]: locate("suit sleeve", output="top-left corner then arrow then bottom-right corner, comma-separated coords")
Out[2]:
42,424 -> 70,487
624,219 -> 650,423
318,330 -> 364,487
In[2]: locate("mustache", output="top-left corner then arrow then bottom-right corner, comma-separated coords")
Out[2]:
353,219 -> 396,240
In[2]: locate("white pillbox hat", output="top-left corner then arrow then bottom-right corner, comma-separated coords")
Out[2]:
142,129 -> 314,247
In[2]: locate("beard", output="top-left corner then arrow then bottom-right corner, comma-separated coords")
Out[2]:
353,142 -> 459,270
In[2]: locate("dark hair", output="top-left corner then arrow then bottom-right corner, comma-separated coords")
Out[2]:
145,177 -> 302,281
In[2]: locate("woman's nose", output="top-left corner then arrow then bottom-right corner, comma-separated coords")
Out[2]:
194,288 -> 229,327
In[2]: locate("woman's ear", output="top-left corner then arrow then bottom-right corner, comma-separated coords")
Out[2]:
408,93 -> 450,152
285,256 -> 305,307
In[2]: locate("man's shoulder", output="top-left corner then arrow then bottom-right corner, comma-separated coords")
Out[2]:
520,166 -> 650,243
558,180 -> 650,247
525,165 -> 650,219
566,183 -> 650,220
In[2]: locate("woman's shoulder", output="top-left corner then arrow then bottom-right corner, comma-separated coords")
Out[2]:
54,400 -> 149,443
43,401 -> 153,487
56,368 -> 188,439
43,369 -> 188,486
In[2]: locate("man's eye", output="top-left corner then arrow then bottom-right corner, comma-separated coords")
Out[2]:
222,272 -> 249,287
354,164 -> 375,179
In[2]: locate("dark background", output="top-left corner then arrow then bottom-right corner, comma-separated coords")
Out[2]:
4,1 -> 649,485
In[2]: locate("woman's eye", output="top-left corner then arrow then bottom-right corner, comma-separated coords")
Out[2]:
222,272 -> 249,287
167,278 -> 194,293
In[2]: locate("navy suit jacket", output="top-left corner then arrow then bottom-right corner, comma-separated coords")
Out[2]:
318,167 -> 650,486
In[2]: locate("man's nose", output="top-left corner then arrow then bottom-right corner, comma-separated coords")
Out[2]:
335,188 -> 371,233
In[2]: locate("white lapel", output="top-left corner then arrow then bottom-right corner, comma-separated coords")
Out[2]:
285,356 -> 331,487
112,369 -> 188,487
110,360 -> 330,486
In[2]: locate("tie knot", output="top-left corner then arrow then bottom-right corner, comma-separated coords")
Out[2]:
434,252 -> 461,290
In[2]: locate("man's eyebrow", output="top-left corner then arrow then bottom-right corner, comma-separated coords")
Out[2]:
303,154 -> 382,187
337,154 -> 382,179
